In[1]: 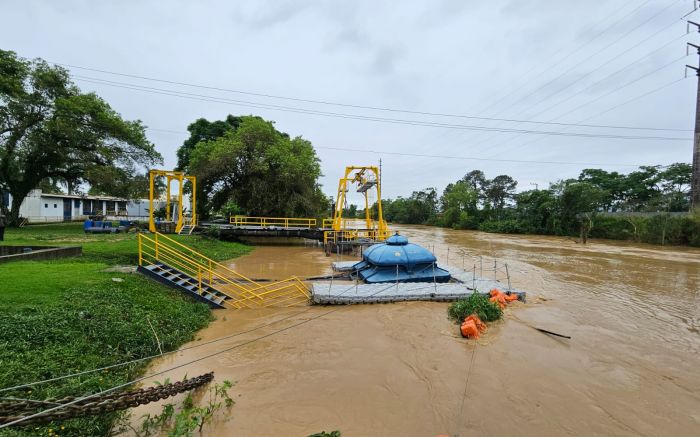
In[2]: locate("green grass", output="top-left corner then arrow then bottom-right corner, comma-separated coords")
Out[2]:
0,223 -> 252,436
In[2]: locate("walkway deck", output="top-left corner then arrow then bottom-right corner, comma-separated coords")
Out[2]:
312,266 -> 526,305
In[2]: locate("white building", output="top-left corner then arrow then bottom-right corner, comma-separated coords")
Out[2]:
3,189 -> 133,224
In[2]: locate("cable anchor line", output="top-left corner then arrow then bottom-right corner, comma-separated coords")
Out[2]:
0,373 -> 215,427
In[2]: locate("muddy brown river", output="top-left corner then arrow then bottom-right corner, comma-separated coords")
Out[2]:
126,226 -> 700,436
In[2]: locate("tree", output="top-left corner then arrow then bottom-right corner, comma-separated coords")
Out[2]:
555,180 -> 605,238
515,189 -> 559,234
188,116 -> 328,217
461,170 -> 488,205
176,115 -> 242,172
440,181 -> 477,229
578,168 -> 625,211
86,167 -> 152,199
0,50 -> 161,225
483,175 -> 517,217
658,163 -> 692,212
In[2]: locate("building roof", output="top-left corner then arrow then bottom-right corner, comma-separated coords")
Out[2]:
37,191 -> 128,201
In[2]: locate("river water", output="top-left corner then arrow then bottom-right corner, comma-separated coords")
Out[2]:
127,226 -> 700,436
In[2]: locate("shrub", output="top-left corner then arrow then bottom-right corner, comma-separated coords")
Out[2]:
478,219 -> 523,234
448,292 -> 502,323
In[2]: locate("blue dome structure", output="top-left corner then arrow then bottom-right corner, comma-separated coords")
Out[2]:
352,233 -> 451,283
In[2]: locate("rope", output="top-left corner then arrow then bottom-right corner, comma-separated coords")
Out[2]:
0,373 -> 214,427
455,342 -> 479,434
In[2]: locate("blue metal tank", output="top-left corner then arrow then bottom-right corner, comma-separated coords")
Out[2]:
352,233 -> 451,283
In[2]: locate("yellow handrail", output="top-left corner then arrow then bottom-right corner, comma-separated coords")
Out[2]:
230,216 -> 317,228
139,234 -> 263,301
138,232 -> 309,308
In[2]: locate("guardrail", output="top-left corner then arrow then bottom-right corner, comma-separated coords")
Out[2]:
322,218 -> 389,230
323,229 -> 392,245
138,232 -> 310,308
230,216 -> 317,229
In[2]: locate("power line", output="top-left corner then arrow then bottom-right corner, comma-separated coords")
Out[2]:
480,54 -> 689,159
0,307 -> 313,394
484,76 -> 691,160
307,145 -> 670,168
0,306 -> 343,429
142,127 -> 684,167
453,0 -> 668,148
465,2 -> 690,155
73,75 -> 691,142
53,64 -> 689,132
473,0 -> 654,117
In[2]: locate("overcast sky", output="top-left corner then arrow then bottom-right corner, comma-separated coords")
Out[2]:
1,0 -> 696,204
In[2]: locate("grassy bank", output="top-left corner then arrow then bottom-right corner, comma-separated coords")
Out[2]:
0,223 -> 251,436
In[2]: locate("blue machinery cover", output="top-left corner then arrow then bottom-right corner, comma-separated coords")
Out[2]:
352,233 -> 451,283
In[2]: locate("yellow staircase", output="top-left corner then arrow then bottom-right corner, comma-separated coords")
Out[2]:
138,232 -> 310,308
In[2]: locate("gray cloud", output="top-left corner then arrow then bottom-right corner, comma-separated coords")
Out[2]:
0,0 -> 693,200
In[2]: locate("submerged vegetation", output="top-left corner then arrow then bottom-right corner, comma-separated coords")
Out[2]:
0,223 -> 250,435
448,293 -> 502,323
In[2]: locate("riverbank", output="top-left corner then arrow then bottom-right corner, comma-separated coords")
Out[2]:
127,225 -> 700,436
0,223 -> 251,435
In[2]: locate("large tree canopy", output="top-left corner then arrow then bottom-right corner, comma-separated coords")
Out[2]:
186,115 -> 327,217
0,50 -> 161,224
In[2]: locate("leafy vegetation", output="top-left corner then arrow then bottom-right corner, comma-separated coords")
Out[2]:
0,50 -> 162,225
177,115 -> 329,219
447,292 -> 503,323
0,223 -> 250,436
370,165 -> 699,246
113,380 -> 235,436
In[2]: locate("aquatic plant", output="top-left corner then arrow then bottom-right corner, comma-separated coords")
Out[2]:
448,292 -> 502,323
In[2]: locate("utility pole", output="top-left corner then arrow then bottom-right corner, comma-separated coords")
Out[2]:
688,21 -> 700,209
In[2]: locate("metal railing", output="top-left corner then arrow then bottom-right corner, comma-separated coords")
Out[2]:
323,228 -> 392,245
138,232 -> 310,308
322,218 -> 383,229
230,216 -> 317,229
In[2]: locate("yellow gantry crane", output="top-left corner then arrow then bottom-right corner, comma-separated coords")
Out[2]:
331,165 -> 389,239
148,170 -> 197,234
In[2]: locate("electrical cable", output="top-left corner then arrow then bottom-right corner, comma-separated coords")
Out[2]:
48,67 -> 687,133
0,307 -> 314,394
0,306 -> 344,428
73,76 -> 690,142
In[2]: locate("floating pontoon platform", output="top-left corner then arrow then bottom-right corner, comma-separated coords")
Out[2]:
312,266 -> 526,305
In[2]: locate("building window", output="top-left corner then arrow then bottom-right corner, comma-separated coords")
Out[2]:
74,199 -> 80,207
54,204 -> 57,208
45,203 -> 48,208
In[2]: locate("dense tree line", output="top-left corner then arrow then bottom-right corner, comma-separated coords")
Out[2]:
370,164 -> 699,246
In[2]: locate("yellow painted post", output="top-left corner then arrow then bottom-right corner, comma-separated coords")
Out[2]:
198,267 -> 202,294
155,232 -> 159,260
166,175 -> 171,222
176,174 -> 184,233
148,170 -> 156,232
208,259 -> 212,285
190,176 -> 197,226
138,234 -> 143,266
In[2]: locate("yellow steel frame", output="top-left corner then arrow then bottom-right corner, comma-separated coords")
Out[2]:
138,232 -> 310,308
148,169 -> 197,233
332,165 -> 389,239
230,216 -> 317,228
